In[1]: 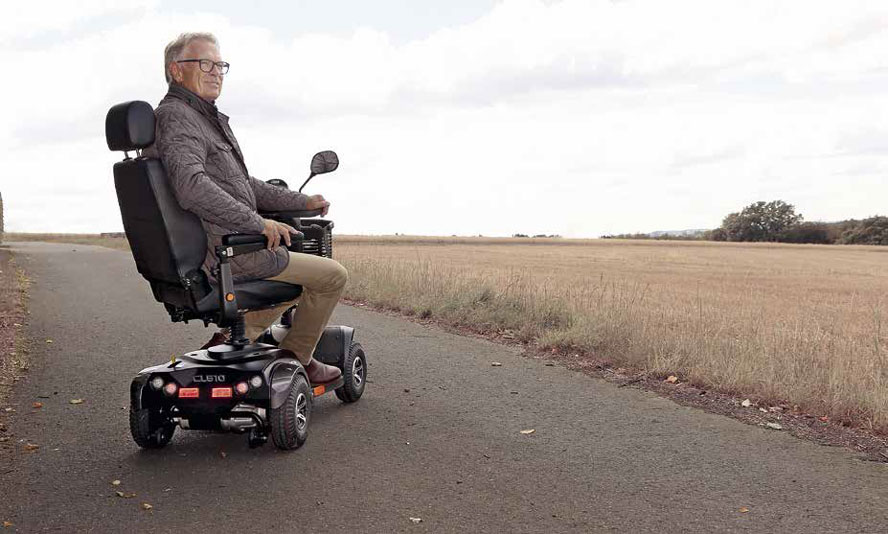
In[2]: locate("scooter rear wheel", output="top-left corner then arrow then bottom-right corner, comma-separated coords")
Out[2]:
129,407 -> 175,449
270,374 -> 311,450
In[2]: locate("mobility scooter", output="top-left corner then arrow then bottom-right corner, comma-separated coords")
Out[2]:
105,100 -> 366,450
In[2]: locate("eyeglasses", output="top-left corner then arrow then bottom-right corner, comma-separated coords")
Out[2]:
176,59 -> 230,75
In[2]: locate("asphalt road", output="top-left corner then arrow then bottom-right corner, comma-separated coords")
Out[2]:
1,242 -> 887,533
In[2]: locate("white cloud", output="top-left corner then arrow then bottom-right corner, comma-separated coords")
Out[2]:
1,0 -> 887,236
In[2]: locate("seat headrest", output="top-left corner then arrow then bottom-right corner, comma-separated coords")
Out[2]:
105,101 -> 155,152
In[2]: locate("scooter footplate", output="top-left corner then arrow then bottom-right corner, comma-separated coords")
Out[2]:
310,376 -> 345,397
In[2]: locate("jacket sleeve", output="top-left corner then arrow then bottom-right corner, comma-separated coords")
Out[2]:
154,109 -> 265,234
249,176 -> 309,212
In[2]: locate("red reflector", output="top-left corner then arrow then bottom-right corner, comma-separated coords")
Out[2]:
211,387 -> 233,398
179,387 -> 199,399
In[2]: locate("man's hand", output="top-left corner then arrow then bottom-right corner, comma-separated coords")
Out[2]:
261,218 -> 298,250
305,194 -> 330,217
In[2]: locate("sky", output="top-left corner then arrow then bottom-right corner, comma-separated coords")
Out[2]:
1,0 -> 886,237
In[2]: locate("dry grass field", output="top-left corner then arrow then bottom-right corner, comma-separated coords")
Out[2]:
336,236 -> 888,432
9,233 -> 888,431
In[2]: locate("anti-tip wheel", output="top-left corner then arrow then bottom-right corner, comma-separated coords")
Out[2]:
129,406 -> 176,449
269,373 -> 311,450
335,342 -> 367,403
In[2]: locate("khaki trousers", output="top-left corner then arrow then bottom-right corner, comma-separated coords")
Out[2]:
243,252 -> 348,365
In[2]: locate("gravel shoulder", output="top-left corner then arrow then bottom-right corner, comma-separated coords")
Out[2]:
0,246 -> 28,408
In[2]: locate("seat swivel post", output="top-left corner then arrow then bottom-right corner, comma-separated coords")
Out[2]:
227,313 -> 250,347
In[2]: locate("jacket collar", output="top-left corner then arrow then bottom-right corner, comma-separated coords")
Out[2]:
164,83 -> 227,121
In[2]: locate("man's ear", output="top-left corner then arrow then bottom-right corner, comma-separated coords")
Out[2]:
169,62 -> 183,83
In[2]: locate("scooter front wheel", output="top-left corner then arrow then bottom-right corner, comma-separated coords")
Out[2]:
335,342 -> 367,403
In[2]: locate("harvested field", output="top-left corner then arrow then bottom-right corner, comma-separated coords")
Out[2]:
6,233 -> 131,251
9,233 -> 888,432
335,237 -> 888,432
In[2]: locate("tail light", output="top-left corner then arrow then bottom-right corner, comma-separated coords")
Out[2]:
235,382 -> 249,395
178,387 -> 199,398
163,382 -> 178,396
211,387 -> 233,399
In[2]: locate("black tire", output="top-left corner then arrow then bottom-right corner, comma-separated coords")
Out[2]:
335,342 -> 367,403
129,407 -> 175,449
269,373 -> 311,450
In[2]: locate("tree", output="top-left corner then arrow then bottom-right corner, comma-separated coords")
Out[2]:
838,216 -> 888,245
719,200 -> 802,242
778,222 -> 831,244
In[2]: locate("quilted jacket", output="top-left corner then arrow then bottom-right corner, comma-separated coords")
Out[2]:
149,83 -> 307,281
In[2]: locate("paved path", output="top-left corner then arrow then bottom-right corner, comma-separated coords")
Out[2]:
1,242 -> 887,533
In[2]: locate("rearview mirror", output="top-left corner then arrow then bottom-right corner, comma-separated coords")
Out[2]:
310,150 -> 339,176
300,150 -> 339,192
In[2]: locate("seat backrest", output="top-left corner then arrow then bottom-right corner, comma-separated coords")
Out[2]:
105,101 -> 208,303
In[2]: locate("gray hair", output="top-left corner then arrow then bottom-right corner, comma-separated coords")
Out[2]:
164,32 -> 218,83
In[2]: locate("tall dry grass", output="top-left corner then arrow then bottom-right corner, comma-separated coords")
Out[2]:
336,237 -> 888,431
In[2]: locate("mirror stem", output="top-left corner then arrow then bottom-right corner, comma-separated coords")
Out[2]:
298,173 -> 316,193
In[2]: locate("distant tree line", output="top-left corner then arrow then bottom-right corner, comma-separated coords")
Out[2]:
512,233 -> 562,238
601,200 -> 888,246
707,200 -> 888,245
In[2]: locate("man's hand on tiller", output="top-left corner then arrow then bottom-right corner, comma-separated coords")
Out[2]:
261,218 -> 298,250
305,194 -> 330,217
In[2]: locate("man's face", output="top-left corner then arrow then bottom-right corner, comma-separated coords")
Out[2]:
171,39 -> 224,102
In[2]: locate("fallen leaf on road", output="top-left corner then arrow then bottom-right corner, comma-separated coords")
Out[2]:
116,491 -> 125,498
32,402 -> 43,409
741,399 -> 752,407
141,503 -> 153,511
664,375 -> 678,384
24,443 -> 39,452
409,517 -> 422,524
0,438 -> 9,443
69,399 -> 84,405
219,450 -> 227,459
3,408 -> 13,413
3,521 -> 13,528
819,416 -> 829,422
45,339 -> 53,344
491,362 -> 502,367
766,422 -> 783,430
739,507 -> 749,513
111,480 -> 121,486
520,429 -> 536,435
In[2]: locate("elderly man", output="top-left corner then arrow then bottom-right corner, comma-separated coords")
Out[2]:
151,32 -> 345,385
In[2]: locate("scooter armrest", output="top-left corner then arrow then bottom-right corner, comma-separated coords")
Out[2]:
260,209 -> 325,220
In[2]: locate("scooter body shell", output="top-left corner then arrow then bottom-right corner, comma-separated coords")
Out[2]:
131,344 -> 307,430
